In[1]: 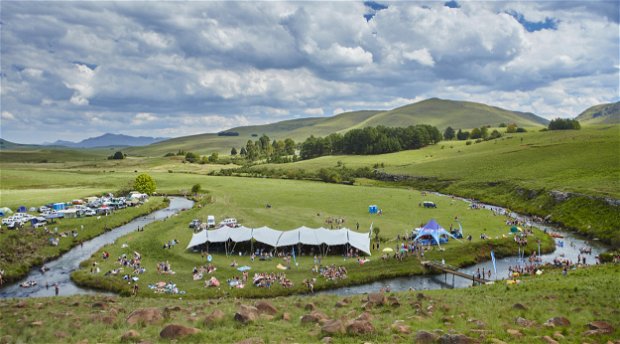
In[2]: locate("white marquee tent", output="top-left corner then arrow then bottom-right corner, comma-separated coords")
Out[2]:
187,225 -> 371,255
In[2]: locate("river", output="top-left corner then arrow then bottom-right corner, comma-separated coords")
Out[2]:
0,197 -> 194,298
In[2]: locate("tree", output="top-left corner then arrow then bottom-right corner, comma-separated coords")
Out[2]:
443,126 -> 455,140
373,226 -> 381,242
191,183 -> 202,194
208,152 -> 219,163
456,129 -> 470,140
480,126 -> 489,140
230,147 -> 238,156
245,140 -> 258,160
284,138 -> 296,155
185,152 -> 200,163
470,128 -> 482,139
108,151 -> 125,160
489,129 -> 502,139
239,147 -> 247,157
548,118 -> 581,130
506,124 -> 517,133
134,173 -> 156,195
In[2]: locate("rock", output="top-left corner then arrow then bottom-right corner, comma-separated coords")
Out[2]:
305,303 -> 316,311
321,319 -> 345,335
417,293 -> 426,300
489,339 -> 507,344
506,329 -> 522,337
234,306 -> 259,324
259,314 -> 274,321
542,336 -> 559,344
438,334 -> 475,344
15,301 -> 27,309
126,308 -> 163,325
159,324 -> 201,339
31,321 -> 43,326
552,331 -> 564,340
92,302 -> 107,309
282,312 -> 291,321
587,321 -> 614,333
121,330 -> 140,342
204,309 -> 225,326
388,296 -> 400,307
321,337 -> 333,344
234,338 -> 264,344
335,301 -> 347,308
300,311 -> 329,324
545,316 -> 571,327
356,312 -> 373,321
415,330 -> 439,344
346,320 -> 375,335
515,317 -> 536,327
391,320 -> 411,334
512,303 -> 527,310
93,314 -> 116,325
367,292 -> 387,306
255,301 -> 278,315
54,331 -> 68,339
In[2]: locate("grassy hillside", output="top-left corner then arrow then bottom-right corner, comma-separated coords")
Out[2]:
350,98 -> 548,130
256,126 -> 620,245
129,98 -> 546,155
575,101 -> 620,125
2,264 -> 618,343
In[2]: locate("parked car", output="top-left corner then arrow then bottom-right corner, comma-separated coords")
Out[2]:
38,206 -> 51,213
207,215 -> 216,228
189,219 -> 201,229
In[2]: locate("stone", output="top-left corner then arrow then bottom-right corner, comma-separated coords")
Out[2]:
417,293 -> 426,300
234,338 -> 264,344
321,319 -> 345,335
282,312 -> 291,321
255,301 -> 278,315
391,321 -> 411,334
54,331 -> 68,339
438,334 -> 475,344
388,296 -> 400,307
515,317 -> 536,327
300,311 -> 328,324
356,312 -> 373,321
159,324 -> 201,339
305,303 -> 316,311
120,330 -> 140,342
15,301 -> 27,309
204,309 -> 225,326
553,331 -> 565,340
335,301 -> 347,308
234,306 -> 259,324
587,321 -> 614,333
321,337 -> 333,344
545,316 -> 571,327
31,321 -> 43,326
346,320 -> 375,335
489,339 -> 507,344
415,330 -> 439,344
512,303 -> 527,310
506,329 -> 522,337
126,308 -> 163,325
542,336 -> 559,344
367,292 -> 387,306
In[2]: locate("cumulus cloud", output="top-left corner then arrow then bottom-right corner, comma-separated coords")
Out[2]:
0,1 -> 617,143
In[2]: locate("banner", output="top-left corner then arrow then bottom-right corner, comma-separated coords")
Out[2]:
490,250 -> 497,278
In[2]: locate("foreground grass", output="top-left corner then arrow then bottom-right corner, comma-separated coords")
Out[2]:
2,264 -> 618,343
71,190 -> 553,298
0,198 -> 166,284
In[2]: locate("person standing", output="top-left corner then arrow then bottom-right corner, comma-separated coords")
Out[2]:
54,283 -> 59,296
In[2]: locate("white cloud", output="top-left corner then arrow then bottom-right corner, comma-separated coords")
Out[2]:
403,48 -> 435,67
304,108 -> 324,116
132,112 -> 157,125
1,111 -> 16,120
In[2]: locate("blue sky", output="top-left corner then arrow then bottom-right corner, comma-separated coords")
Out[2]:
1,1 -> 618,143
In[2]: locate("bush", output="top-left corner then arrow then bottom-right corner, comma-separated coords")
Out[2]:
134,173 -> 156,195
516,127 -> 527,133
465,140 -> 472,145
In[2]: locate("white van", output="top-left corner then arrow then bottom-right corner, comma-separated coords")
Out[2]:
207,215 -> 215,228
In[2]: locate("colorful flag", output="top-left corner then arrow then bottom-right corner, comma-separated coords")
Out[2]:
490,250 -> 497,278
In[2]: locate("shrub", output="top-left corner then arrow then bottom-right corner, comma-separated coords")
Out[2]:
465,140 -> 472,145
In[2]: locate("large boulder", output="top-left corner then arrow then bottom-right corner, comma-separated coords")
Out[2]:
126,308 -> 163,325
587,321 -> 614,333
321,319 -> 345,335
159,324 -> 201,339
255,301 -> 278,315
234,305 -> 259,324
346,320 -> 375,335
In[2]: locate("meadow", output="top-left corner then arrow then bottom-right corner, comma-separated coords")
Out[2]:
2,264 -> 617,343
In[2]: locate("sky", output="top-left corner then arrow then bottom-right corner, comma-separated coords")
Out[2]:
1,1 -> 618,144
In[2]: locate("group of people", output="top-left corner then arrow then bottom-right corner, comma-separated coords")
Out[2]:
156,261 -> 174,274
162,239 -> 178,249
319,264 -> 347,281
252,272 -> 293,288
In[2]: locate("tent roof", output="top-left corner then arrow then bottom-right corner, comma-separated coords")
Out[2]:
298,226 -> 320,245
423,218 -> 443,231
187,230 -> 208,249
413,219 -> 459,246
277,228 -> 300,247
347,229 -> 371,255
253,226 -> 282,247
229,226 -> 253,242
316,227 -> 349,246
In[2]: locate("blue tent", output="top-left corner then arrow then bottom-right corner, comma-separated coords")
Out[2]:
368,205 -> 378,214
413,219 -> 460,246
17,206 -> 27,213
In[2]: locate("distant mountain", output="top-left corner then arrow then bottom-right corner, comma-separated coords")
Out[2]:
575,101 -> 620,125
128,98 -> 548,156
48,133 -> 169,148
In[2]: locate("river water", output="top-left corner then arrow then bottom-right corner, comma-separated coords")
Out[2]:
0,197 -> 194,298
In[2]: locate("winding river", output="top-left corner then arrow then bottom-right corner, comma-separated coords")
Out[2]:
0,197 -> 194,298
0,194 -> 607,298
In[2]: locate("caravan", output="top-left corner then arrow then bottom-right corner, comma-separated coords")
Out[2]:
207,215 -> 216,228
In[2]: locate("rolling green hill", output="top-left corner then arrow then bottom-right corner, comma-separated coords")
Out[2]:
129,99 -> 547,155
575,101 -> 620,125
349,98 -> 548,131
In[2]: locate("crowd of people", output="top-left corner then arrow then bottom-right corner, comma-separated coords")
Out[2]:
252,272 -> 293,288
156,261 -> 174,274
319,264 -> 347,281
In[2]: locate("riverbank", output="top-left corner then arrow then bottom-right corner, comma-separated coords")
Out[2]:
2,263 -> 618,343
0,197 -> 167,285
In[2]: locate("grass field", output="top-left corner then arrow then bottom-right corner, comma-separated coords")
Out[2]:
70,181 -> 553,298
2,263 -> 618,343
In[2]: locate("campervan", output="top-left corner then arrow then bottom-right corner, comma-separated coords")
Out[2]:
207,215 -> 216,228
219,218 -> 238,228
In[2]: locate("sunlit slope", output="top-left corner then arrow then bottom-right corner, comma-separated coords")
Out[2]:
576,101 -> 620,125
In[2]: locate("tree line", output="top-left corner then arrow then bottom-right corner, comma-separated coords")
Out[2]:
299,125 -> 442,159
548,118 -> 581,130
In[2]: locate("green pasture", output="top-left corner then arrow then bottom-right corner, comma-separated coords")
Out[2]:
3,264 -> 617,343
71,179 -> 550,298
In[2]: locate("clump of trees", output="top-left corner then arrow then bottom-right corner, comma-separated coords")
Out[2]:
134,173 -> 156,195
233,135 -> 297,163
217,131 -> 239,136
108,151 -> 126,160
452,126 -> 502,142
548,118 -> 581,130
300,125 -> 441,159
